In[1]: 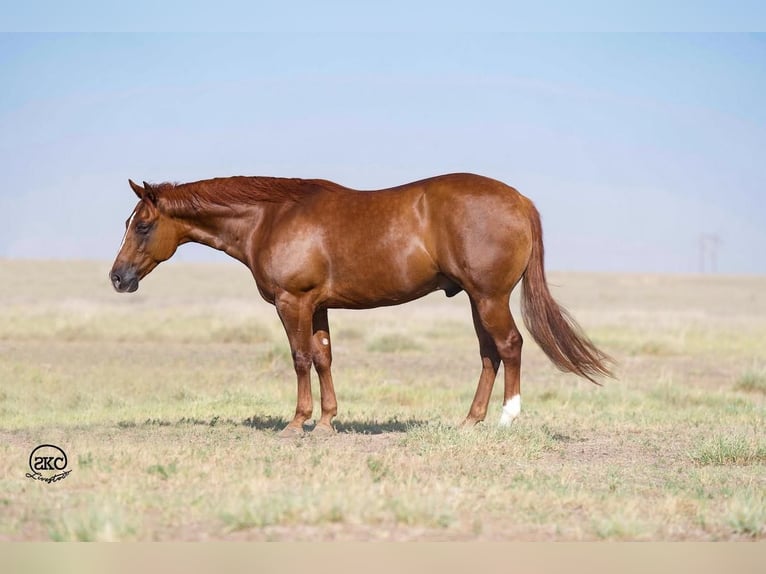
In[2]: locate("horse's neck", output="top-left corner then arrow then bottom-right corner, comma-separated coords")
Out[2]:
181,203 -> 268,266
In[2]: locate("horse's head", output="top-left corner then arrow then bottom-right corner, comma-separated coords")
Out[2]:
109,180 -> 186,293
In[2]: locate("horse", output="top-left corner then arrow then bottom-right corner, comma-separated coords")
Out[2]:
110,173 -> 612,437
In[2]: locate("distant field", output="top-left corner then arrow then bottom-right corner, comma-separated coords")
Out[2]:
1,259 -> 764,540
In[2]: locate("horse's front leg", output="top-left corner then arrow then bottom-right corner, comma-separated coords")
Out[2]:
311,307 -> 337,435
275,293 -> 315,437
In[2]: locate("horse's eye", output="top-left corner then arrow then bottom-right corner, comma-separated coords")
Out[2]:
135,222 -> 152,235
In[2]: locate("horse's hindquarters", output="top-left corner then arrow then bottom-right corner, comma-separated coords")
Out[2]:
424,181 -> 534,298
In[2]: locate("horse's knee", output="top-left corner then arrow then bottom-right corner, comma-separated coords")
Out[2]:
292,349 -> 313,376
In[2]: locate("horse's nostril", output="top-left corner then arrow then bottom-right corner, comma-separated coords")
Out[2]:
110,272 -> 121,286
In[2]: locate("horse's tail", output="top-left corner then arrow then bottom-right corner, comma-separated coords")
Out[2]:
520,201 -> 613,384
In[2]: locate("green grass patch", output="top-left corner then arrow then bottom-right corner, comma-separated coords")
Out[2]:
689,433 -> 766,466
146,462 -> 179,480
734,368 -> 766,395
46,506 -> 136,541
726,492 -> 766,537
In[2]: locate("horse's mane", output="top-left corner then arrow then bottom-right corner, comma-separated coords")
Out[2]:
151,176 -> 345,216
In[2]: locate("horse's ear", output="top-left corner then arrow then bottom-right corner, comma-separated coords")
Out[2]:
142,181 -> 158,207
128,179 -> 144,199
128,179 -> 158,206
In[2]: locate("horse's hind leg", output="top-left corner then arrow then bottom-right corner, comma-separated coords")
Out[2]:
311,307 -> 337,434
463,294 -> 523,427
463,297 -> 501,425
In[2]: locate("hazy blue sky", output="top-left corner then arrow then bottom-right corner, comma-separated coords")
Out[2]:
1,31 -> 764,273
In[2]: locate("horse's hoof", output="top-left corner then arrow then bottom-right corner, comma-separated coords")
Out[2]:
459,418 -> 480,431
278,425 -> 304,439
311,423 -> 336,436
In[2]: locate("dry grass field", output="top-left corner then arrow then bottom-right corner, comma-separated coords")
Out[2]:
0,259 -> 764,541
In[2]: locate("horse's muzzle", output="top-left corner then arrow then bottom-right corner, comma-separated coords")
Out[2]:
110,268 -> 139,293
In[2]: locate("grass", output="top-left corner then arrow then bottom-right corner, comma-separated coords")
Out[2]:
734,367 -> 766,395
689,432 -> 766,466
0,260 -> 765,540
726,493 -> 766,537
366,333 -> 423,353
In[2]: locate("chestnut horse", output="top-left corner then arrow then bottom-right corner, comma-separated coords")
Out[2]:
110,173 -> 611,436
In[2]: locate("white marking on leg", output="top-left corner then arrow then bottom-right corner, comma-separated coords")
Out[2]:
321,337 -> 329,346
119,210 -> 137,251
499,395 -> 521,426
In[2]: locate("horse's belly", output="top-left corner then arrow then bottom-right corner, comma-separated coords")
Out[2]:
323,247 -> 439,309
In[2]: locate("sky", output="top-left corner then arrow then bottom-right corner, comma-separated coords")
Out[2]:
1,29 -> 764,273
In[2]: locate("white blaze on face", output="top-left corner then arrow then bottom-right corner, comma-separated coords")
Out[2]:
499,395 -> 521,426
321,338 -> 329,346
119,210 -> 137,251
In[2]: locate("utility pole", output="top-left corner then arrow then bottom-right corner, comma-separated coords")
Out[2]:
698,233 -> 721,273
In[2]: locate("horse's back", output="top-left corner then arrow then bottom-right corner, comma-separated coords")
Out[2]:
265,173 -> 535,306
328,172 -> 535,298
